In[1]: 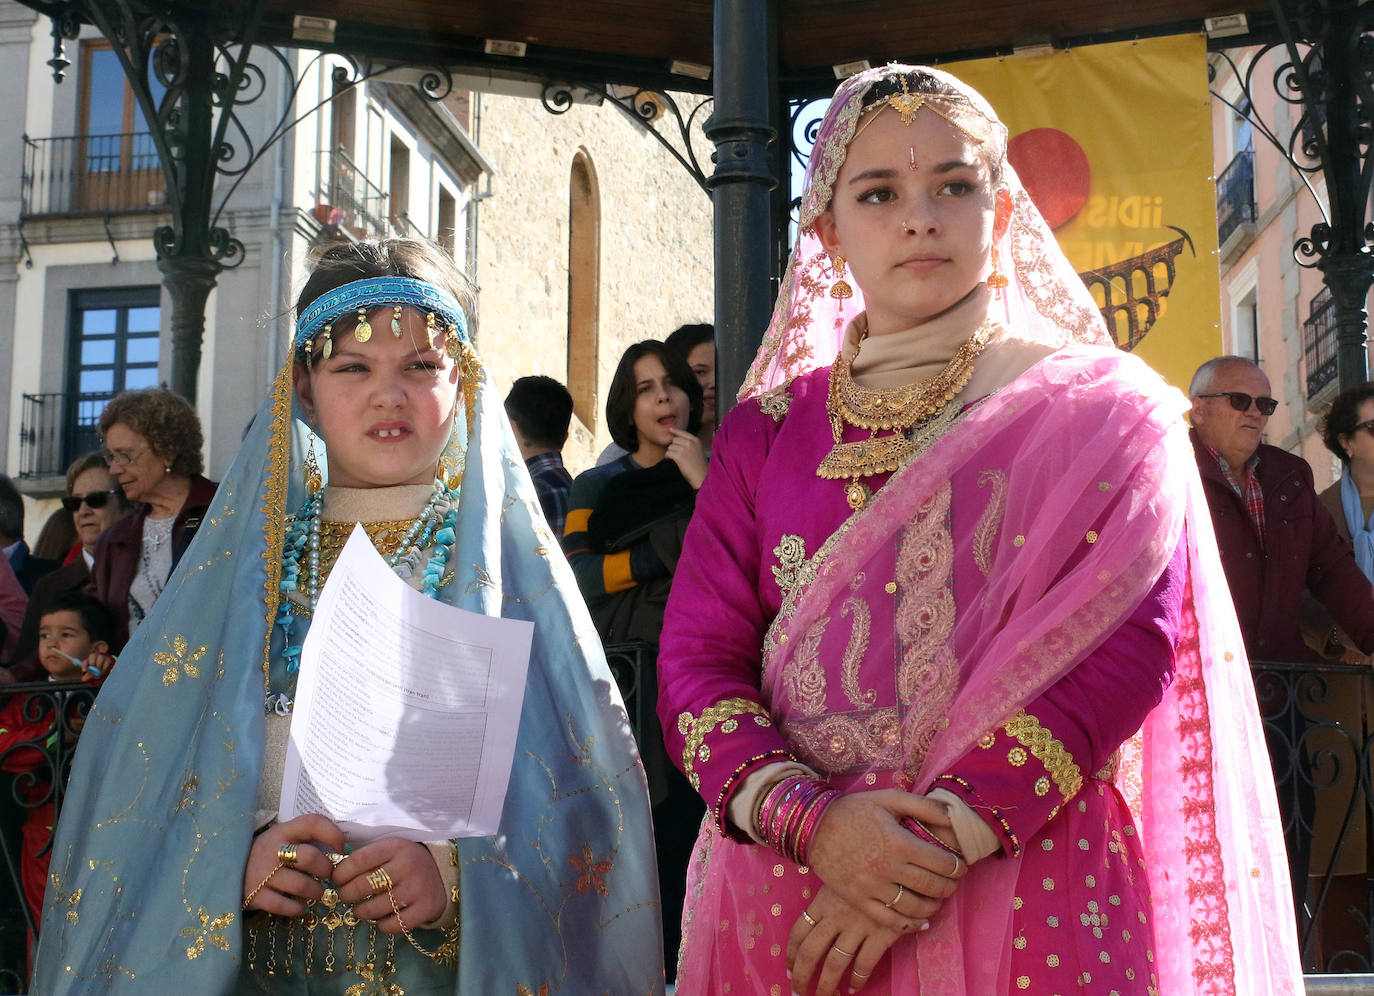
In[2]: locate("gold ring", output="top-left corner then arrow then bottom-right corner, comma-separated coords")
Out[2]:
832,943 -> 856,959
324,850 -> 346,868
852,968 -> 872,978
276,843 -> 298,868
366,867 -> 394,893
800,910 -> 819,927
884,884 -> 905,909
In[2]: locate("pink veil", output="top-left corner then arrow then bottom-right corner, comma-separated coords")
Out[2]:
721,64 -> 1302,993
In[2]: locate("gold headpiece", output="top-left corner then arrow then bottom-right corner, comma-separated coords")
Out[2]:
851,75 -> 992,147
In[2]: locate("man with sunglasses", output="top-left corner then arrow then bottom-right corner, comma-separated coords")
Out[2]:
1189,354 -> 1374,916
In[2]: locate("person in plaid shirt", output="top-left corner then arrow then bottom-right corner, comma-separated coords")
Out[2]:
1189,353 -> 1374,916
505,375 -> 574,536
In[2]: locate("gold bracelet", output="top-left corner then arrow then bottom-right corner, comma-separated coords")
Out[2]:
385,887 -> 461,967
242,859 -> 286,910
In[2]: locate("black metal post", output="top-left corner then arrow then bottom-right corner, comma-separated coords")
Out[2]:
707,0 -> 778,410
1276,0 -> 1374,391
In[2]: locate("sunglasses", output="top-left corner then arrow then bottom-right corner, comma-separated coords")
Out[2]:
61,489 -> 120,513
1196,392 -> 1278,416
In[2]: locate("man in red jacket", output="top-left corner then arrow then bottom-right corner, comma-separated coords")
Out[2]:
1190,354 -> 1374,918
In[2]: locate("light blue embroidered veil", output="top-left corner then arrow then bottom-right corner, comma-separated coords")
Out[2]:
31,274 -> 663,993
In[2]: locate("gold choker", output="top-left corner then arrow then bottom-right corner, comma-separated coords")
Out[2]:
818,319 -> 996,509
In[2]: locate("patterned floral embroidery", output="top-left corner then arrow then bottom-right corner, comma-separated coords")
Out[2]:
679,698 -> 774,790
784,707 -> 903,774
155,635 -> 208,687
1003,709 -> 1083,801
180,906 -> 235,960
569,843 -> 613,897
972,469 -> 1008,576
838,579 -> 876,709
784,617 -> 831,719
758,391 -> 792,422
771,534 -> 806,597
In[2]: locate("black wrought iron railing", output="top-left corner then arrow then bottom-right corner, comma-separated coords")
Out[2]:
21,133 -> 165,217
1252,659 -> 1374,973
319,147 -> 391,239
1305,286 -> 1338,400
17,392 -> 105,480
1217,148 -> 1256,247
0,681 -> 97,985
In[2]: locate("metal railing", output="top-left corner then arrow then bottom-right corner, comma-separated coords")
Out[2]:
319,147 -> 391,239
17,392 -> 105,480
1253,659 -> 1374,974
1305,286 -> 1339,400
1217,148 -> 1256,247
21,133 -> 165,217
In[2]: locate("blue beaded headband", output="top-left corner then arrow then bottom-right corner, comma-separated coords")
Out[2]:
294,276 -> 470,358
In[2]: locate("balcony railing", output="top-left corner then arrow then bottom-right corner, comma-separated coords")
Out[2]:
1217,148 -> 1256,248
17,392 -> 106,480
1304,286 -> 1338,400
21,133 -> 166,218
317,147 -> 392,239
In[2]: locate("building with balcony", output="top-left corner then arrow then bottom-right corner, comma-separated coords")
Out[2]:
1209,46 -> 1367,488
0,1 -> 713,515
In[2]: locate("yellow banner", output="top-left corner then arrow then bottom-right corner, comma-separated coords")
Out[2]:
948,34 -> 1221,389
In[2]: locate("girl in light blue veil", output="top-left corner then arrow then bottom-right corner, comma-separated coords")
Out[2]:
31,239 -> 663,995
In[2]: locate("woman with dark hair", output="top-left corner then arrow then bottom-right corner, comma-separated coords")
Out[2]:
562,338 -> 706,979
94,387 -> 216,646
31,239 -> 661,994
664,322 -> 717,450
1318,381 -> 1374,579
2,452 -> 131,683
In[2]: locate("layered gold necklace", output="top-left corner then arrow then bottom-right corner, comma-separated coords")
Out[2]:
818,318 -> 996,509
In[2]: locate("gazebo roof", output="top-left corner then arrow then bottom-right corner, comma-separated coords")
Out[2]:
260,0 -> 1271,96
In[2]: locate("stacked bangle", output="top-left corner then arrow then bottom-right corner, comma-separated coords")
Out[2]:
756,775 -> 841,866
901,815 -> 964,859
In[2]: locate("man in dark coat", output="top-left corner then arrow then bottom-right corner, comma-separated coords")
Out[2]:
0,475 -> 57,595
1189,354 -> 1374,917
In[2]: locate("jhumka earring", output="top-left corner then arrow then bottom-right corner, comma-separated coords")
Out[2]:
303,431 -> 323,495
391,305 -> 403,337
988,246 -> 1009,301
829,254 -> 853,300
354,308 -> 373,343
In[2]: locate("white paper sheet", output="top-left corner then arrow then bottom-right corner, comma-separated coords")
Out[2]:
278,524 -> 532,842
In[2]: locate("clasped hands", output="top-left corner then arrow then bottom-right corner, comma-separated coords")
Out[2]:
241,814 -> 446,934
786,790 -> 966,995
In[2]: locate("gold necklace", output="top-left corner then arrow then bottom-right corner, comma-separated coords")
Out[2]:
818,319 -> 996,509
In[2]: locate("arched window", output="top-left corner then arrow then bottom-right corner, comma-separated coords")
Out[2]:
567,151 -> 600,428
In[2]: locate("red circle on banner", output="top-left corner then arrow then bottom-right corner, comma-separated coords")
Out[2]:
1007,128 -> 1091,230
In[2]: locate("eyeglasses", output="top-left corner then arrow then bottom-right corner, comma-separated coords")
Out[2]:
61,489 -> 120,513
1195,392 -> 1278,416
101,445 -> 149,466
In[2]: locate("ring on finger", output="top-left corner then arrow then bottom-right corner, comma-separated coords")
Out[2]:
800,909 -> 819,927
884,883 -> 905,909
832,943 -> 856,959
852,968 -> 872,979
952,854 -> 963,876
277,843 -> 298,868
366,867 -> 394,893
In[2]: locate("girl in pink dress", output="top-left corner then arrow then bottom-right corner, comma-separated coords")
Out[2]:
657,65 -> 1303,995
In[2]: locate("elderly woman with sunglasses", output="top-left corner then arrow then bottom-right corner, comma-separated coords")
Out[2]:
93,388 -> 217,648
1,453 -> 132,683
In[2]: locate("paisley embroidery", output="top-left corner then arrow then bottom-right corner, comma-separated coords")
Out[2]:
972,469 -> 1008,577
839,575 -> 875,709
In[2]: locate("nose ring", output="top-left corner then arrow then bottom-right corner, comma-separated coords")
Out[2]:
901,220 -> 913,234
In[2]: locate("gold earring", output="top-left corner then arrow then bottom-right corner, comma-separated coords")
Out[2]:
392,305 -> 403,337
321,323 -> 334,359
988,246 -> 1008,300
303,432 -> 323,494
354,308 -> 372,343
829,254 -> 853,300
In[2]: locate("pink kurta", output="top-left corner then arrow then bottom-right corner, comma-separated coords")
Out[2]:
658,347 -> 1299,994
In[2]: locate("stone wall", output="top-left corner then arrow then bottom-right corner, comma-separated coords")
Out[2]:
470,91 -> 714,474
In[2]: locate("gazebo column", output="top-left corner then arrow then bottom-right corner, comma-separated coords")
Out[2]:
707,0 -> 778,408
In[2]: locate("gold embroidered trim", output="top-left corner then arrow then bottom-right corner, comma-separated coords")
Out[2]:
758,391 -> 792,422
260,360 -> 294,690
771,534 -> 806,597
678,698 -> 774,790
1002,709 -> 1082,802
972,469 -> 1008,577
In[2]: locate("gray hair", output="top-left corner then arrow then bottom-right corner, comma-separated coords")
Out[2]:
1188,355 -> 1262,397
